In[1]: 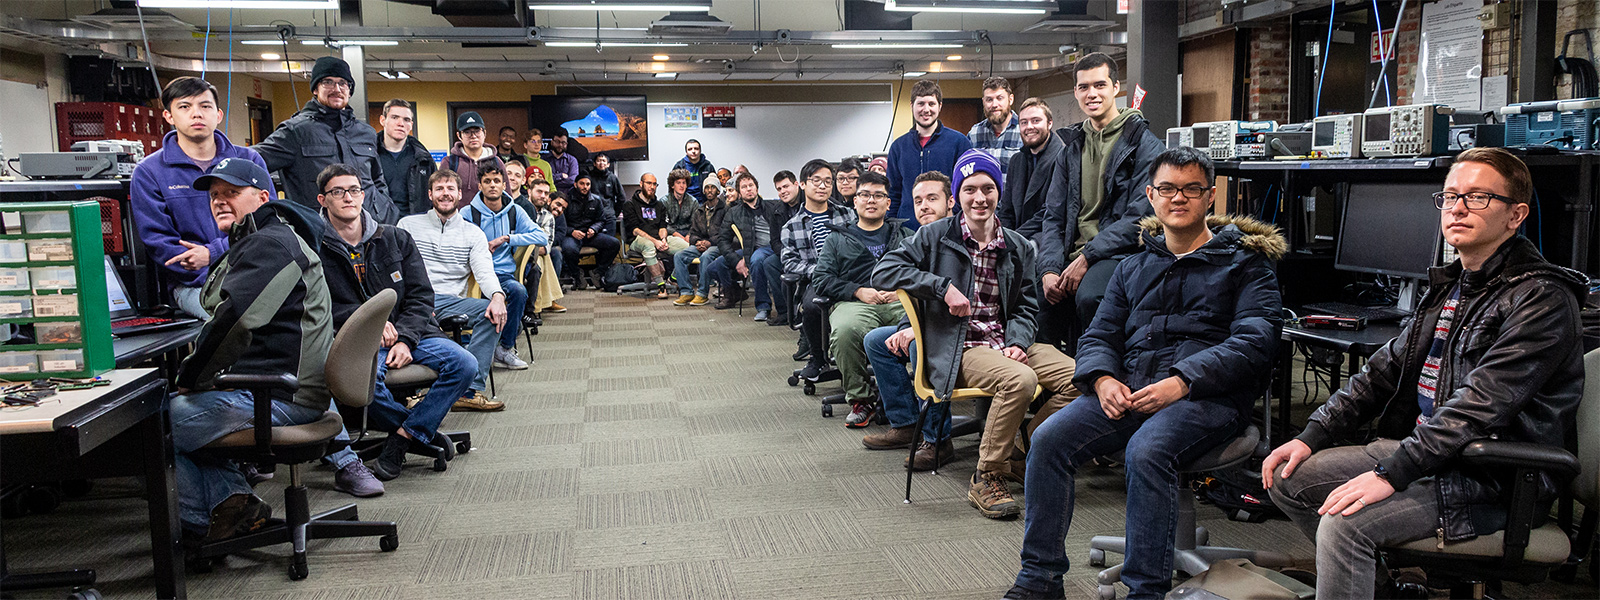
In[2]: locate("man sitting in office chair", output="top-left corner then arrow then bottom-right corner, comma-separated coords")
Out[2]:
1262,147 -> 1585,599
873,150 -> 1080,521
396,170 -> 509,413
168,158 -> 346,545
315,163 -> 478,481
1006,147 -> 1284,599
461,164 -> 543,370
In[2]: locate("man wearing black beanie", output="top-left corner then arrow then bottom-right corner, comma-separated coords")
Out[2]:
254,56 -> 401,225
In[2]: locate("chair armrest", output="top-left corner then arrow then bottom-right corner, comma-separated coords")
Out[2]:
214,372 -> 299,453
781,273 -> 804,284
1460,440 -> 1579,477
439,313 -> 470,334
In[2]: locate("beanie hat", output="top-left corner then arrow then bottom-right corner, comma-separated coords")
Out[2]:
952,149 -> 1003,197
868,156 -> 888,172
309,56 -> 355,92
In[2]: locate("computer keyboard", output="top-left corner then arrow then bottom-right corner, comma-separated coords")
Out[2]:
112,316 -> 172,328
1301,302 -> 1411,322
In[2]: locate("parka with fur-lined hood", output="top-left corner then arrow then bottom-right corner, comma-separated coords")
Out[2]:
1073,215 -> 1287,414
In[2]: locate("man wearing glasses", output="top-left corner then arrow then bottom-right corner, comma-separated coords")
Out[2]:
440,111 -> 505,202
1263,147 -> 1584,599
1008,147 -> 1284,598
781,160 -> 855,368
255,56 -> 399,225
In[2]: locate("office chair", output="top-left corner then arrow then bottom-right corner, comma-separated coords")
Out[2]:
897,290 -> 1040,502
781,274 -> 843,403
1375,348 -> 1598,599
344,362 -> 474,473
187,289 -> 401,581
574,246 -> 602,290
513,244 -> 540,349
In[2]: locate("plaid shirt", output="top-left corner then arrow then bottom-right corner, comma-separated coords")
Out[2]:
960,218 -> 1008,349
967,113 -> 1023,176
779,204 -> 855,275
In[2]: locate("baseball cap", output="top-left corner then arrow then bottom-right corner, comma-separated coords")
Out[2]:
192,157 -> 272,191
456,111 -> 485,132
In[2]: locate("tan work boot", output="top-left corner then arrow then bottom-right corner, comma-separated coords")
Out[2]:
862,425 -> 918,450
689,295 -> 710,306
673,294 -> 694,306
451,391 -> 505,412
969,470 -> 1021,519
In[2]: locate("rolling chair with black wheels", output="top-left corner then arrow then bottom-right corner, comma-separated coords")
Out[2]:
343,362 -> 474,473
186,289 -> 401,581
1374,348 -> 1599,599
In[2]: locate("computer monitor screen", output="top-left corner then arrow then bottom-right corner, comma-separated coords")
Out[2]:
1313,120 -> 1335,147
1364,112 -> 1391,142
1335,182 -> 1440,279
103,256 -> 135,318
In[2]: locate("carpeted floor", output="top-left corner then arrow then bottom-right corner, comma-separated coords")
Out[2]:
2,289 -> 1595,598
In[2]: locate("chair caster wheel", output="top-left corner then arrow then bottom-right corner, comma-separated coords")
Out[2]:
787,375 -> 799,386
67,587 -> 101,600
822,404 -> 833,418
1088,548 -> 1106,567
803,383 -> 816,395
288,555 -> 308,580
433,456 -> 448,472
456,441 -> 471,454
1097,584 -> 1117,600
380,534 -> 400,552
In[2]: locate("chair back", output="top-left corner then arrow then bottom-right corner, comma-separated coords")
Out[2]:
896,290 -> 938,404
1576,349 -> 1600,505
465,272 -> 482,299
326,288 -> 396,408
514,245 -> 536,285
731,224 -> 744,249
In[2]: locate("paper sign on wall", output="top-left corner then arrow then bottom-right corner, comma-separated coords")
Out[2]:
702,106 -> 736,128
664,107 -> 701,129
1412,0 -> 1482,111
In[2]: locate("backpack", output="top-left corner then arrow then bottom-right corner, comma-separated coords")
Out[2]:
1196,464 -> 1285,524
600,263 -> 637,292
1167,559 -> 1315,600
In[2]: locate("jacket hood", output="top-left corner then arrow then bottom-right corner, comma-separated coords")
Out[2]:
320,210 -> 379,247
1136,214 -> 1287,260
449,141 -> 493,160
244,199 -> 327,248
469,194 -> 516,217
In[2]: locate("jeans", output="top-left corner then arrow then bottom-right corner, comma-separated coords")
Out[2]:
1268,440 -> 1440,600
369,337 -> 477,445
169,390 -> 329,534
672,245 -> 721,295
865,326 -> 943,433
494,273 -> 527,349
828,302 -> 906,402
559,233 -> 621,279
548,245 -> 564,281
173,285 -> 208,320
714,250 -> 774,309
433,293 -> 496,392
759,249 -> 786,315
1016,396 -> 1246,599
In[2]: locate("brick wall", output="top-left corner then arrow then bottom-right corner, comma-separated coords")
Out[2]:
1248,19 -> 1291,121
1185,0 -> 1222,25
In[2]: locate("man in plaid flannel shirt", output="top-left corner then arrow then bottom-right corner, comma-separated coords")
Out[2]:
968,77 -> 1023,177
782,159 -> 856,371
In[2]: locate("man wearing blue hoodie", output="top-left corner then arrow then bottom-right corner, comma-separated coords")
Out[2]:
460,164 -> 544,371
671,139 -> 716,202
132,76 -> 275,319
886,79 -> 973,231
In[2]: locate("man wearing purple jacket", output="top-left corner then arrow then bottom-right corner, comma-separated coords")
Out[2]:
132,76 -> 275,319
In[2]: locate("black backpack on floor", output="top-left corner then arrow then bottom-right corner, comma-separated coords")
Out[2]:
600,263 -> 637,292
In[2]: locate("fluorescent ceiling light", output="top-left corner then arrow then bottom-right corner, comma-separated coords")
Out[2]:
946,54 -> 962,60
654,72 -> 677,78
545,41 -> 687,47
903,71 -> 927,77
302,40 -> 400,46
832,43 -> 964,49
884,0 -> 1050,15
139,0 -> 339,8
529,2 -> 709,12
260,53 -> 281,60
652,54 -> 670,61
378,71 -> 411,79
240,40 -> 287,45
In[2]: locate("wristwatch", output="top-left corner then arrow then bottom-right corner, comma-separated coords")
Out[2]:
1371,463 -> 1391,482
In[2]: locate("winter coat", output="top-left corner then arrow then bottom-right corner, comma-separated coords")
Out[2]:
562,191 -> 617,238
319,212 -> 445,350
996,132 -> 1064,244
1298,235 -> 1585,543
718,198 -> 789,261
254,100 -> 398,225
389,136 -> 437,215
813,220 -> 914,302
1036,114 -> 1165,276
688,196 -> 726,245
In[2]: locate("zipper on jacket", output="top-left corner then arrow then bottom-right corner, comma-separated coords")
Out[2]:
1435,525 -> 1445,550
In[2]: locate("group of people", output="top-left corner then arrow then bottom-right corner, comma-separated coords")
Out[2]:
129,52 -> 1583,600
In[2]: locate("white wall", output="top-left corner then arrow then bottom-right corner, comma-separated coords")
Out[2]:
615,101 -> 895,195
0,79 -> 55,158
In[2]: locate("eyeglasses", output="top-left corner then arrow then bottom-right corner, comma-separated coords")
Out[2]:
1432,191 -> 1514,210
854,192 -> 890,202
1151,184 -> 1213,199
806,177 -> 832,187
836,175 -> 859,184
323,187 -> 365,200
317,79 -> 351,91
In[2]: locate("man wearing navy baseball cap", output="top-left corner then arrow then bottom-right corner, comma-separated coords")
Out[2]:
873,149 -> 1080,521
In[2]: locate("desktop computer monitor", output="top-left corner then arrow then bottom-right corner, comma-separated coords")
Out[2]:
1334,182 -> 1441,281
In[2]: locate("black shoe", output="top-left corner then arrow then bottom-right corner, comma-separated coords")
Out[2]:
371,434 -> 409,481
204,494 -> 272,543
242,462 -> 274,486
427,432 -> 458,461
1002,582 -> 1065,599
792,348 -> 812,362
799,361 -> 823,380
767,313 -> 789,327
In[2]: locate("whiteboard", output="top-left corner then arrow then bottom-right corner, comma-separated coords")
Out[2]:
614,102 -> 895,195
0,80 -> 56,158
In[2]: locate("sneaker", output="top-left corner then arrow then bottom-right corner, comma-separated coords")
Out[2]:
204,494 -> 272,542
673,294 -> 694,306
333,461 -> 385,498
1002,583 -> 1066,599
906,439 -> 956,471
242,462 -> 274,486
862,425 -> 918,450
689,295 -> 710,306
493,346 -> 529,370
844,402 -> 876,428
371,434 -> 410,481
798,361 -> 823,381
655,285 -> 671,299
754,309 -> 769,322
543,303 -> 567,313
968,470 -> 1020,519
452,391 -> 505,412
792,348 -> 812,362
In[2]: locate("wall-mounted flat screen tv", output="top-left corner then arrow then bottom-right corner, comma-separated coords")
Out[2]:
528,95 -> 648,162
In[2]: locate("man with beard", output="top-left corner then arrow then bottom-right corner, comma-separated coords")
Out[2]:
547,127 -> 581,197
887,80 -> 973,231
997,98 -> 1063,245
968,77 -> 1023,176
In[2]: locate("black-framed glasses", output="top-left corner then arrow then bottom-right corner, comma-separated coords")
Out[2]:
853,191 -> 890,202
1432,191 -> 1514,210
1151,184 -> 1213,199
323,187 -> 365,200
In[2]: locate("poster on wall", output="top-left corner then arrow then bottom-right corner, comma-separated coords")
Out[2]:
1412,0 -> 1482,111
702,106 -> 736,128
664,107 -> 701,129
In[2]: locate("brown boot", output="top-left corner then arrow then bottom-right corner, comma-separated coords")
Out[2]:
1003,445 -> 1027,484
862,425 -> 918,450
904,438 -> 956,471
969,470 -> 1021,519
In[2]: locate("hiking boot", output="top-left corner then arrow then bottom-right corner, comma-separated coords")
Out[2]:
968,470 -> 1020,519
689,295 -> 710,306
844,402 -> 875,428
862,425 -> 918,450
715,293 -> 739,310
371,434 -> 410,481
204,494 -> 272,543
451,391 -> 505,412
673,294 -> 695,306
905,439 -> 956,471
754,309 -> 769,322
333,461 -> 385,498
493,346 -> 529,370
1004,445 -> 1027,483
543,303 -> 567,313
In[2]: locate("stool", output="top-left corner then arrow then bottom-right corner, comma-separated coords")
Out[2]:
576,246 -> 601,289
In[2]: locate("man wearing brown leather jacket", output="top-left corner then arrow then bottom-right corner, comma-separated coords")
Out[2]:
1262,148 -> 1585,599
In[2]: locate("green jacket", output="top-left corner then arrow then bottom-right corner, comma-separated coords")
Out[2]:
813,219 -> 913,303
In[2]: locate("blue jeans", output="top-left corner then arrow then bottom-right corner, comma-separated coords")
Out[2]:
1015,395 -> 1246,599
494,272 -> 527,349
865,326 -> 950,440
369,337 -> 476,445
759,248 -> 785,315
433,294 -> 496,392
170,391 -> 333,534
558,233 -> 621,279
173,285 -> 208,320
747,247 -> 775,311
671,245 -> 721,295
